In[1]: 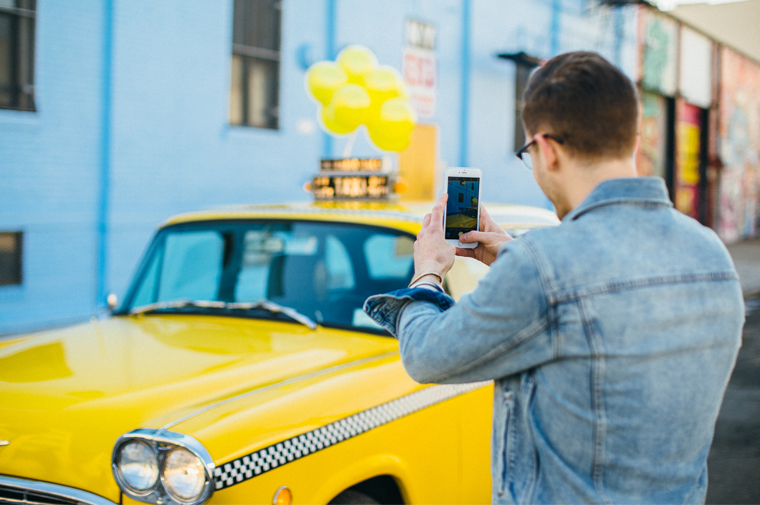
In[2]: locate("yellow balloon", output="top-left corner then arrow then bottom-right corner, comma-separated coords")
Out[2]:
369,97 -> 416,138
363,102 -> 382,127
330,83 -> 371,131
320,105 -> 355,135
336,45 -> 378,84
368,127 -> 412,152
363,65 -> 407,106
306,61 -> 349,106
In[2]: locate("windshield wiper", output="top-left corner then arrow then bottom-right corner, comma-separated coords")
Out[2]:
129,299 -> 317,330
225,300 -> 317,330
129,299 -> 226,315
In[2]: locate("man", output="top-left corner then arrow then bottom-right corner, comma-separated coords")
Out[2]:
364,52 -> 743,504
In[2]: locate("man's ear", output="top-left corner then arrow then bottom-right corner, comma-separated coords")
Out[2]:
534,134 -> 560,172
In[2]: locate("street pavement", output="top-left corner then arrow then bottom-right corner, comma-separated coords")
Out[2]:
726,237 -> 760,299
707,296 -> 760,504
706,237 -> 760,504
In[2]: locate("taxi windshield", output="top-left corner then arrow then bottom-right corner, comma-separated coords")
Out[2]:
118,220 -> 416,333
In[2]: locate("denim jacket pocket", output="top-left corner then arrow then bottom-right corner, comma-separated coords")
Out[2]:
496,389 -> 515,499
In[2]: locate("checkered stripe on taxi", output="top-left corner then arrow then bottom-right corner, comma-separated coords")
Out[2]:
213,381 -> 489,490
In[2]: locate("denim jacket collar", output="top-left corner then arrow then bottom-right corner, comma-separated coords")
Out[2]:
563,177 -> 673,222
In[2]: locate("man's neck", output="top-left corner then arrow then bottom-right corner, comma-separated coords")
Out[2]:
557,157 -> 637,219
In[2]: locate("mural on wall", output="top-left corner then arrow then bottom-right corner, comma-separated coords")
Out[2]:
719,47 -> 760,241
636,8 -> 677,186
639,9 -> 678,97
636,91 -> 668,178
676,103 -> 702,220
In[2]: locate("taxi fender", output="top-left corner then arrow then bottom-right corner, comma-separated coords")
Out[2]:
311,453 -> 413,505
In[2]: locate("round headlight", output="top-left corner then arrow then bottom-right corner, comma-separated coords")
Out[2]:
117,441 -> 159,492
163,448 -> 206,501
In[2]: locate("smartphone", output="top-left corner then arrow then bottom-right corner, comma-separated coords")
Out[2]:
443,167 -> 482,249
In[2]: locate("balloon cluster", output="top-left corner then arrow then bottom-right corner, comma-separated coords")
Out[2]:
306,45 -> 416,152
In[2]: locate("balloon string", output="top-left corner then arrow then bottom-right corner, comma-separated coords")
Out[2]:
342,130 -> 358,158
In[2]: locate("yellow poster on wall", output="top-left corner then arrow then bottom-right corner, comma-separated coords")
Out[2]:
675,102 -> 702,219
398,124 -> 437,201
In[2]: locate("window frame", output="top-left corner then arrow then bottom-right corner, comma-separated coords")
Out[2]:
0,0 -> 36,112
229,0 -> 281,129
513,61 -> 537,152
498,52 -> 541,153
0,231 -> 23,287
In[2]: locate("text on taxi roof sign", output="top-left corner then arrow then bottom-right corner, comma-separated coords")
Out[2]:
312,158 -> 394,201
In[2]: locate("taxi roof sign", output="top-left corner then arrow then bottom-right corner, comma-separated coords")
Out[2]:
311,158 -> 397,201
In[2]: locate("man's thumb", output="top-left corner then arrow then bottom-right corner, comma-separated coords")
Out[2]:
461,231 -> 486,243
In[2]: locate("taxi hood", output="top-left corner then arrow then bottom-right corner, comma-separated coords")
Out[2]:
0,314 -> 397,501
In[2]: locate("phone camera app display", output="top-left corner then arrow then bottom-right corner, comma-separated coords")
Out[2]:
445,177 -> 479,239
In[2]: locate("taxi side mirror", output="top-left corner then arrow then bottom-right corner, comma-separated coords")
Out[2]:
107,293 -> 118,311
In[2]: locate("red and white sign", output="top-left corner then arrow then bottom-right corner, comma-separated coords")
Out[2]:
403,47 -> 437,118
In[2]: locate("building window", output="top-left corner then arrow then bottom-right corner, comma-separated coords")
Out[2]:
229,0 -> 281,129
0,232 -> 22,286
513,62 -> 536,152
0,0 -> 35,111
498,52 -> 541,152
458,193 -> 463,203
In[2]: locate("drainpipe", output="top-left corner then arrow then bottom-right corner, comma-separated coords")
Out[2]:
96,0 -> 114,309
323,0 -> 336,158
613,6 -> 624,67
550,0 -> 560,57
459,0 -> 471,167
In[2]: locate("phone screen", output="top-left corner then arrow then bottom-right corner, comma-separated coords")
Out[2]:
445,176 -> 480,240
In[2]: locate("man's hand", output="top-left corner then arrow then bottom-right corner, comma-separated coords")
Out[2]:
414,193 -> 456,283
455,205 -> 513,266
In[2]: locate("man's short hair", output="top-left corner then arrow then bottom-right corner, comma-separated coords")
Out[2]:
522,51 -> 638,160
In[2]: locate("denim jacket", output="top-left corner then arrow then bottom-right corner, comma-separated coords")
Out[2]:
364,178 -> 743,504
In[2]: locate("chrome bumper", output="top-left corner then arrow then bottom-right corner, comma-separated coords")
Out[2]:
0,475 -> 115,505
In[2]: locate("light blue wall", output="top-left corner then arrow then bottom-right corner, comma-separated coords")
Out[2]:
0,0 -> 639,334
0,0 -> 106,333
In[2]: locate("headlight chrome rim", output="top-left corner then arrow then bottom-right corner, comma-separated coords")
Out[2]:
111,429 -> 215,505
114,440 -> 160,495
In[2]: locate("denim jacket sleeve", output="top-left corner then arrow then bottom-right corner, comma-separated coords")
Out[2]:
364,238 -> 553,384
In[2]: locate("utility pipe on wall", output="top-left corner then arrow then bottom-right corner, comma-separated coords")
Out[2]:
96,0 -> 114,310
323,0 -> 336,158
459,0 -> 471,167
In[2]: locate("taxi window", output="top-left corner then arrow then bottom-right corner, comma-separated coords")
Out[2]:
131,248 -> 161,308
132,231 -> 225,306
159,231 -> 225,301
235,230 -> 281,302
122,221 -> 413,334
325,236 -> 355,290
235,230 -> 356,302
364,235 -> 414,280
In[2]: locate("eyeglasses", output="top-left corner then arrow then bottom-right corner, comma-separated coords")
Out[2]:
515,133 -> 565,170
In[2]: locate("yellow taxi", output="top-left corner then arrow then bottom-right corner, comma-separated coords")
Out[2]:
0,170 -> 558,505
